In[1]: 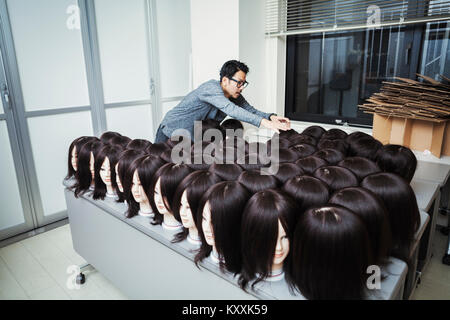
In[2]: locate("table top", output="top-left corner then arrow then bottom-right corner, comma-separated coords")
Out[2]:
63,178 -> 408,300
413,161 -> 450,187
411,179 -> 441,212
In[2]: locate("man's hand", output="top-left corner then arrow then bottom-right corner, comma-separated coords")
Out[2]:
260,118 -> 290,134
270,115 -> 291,130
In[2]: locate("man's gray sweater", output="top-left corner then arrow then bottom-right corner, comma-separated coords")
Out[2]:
159,79 -> 274,139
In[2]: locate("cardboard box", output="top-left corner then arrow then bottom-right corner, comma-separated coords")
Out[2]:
372,114 -> 450,158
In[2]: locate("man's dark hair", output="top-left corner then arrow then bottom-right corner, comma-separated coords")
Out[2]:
220,60 -> 249,82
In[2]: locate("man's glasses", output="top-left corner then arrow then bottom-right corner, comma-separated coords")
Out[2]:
229,77 -> 249,89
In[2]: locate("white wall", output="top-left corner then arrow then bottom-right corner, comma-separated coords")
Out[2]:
190,0 -> 239,88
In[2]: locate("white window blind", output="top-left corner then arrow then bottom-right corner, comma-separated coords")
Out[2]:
266,0 -> 450,37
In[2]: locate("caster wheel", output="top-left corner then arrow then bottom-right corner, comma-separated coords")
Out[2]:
443,254 -> 450,266
76,273 -> 86,285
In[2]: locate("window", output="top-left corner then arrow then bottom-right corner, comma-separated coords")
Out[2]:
282,1 -> 450,127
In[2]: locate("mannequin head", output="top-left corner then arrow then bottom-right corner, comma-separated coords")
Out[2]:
66,136 -> 96,181
289,143 -> 317,159
345,131 -> 372,145
361,172 -> 420,262
266,137 -> 293,150
147,142 -> 171,157
239,189 -> 298,290
149,163 -> 193,226
277,129 -> 300,140
185,152 -> 216,171
290,205 -> 371,299
99,131 -> 122,144
329,187 -> 392,265
93,145 -> 123,200
208,163 -> 243,181
348,136 -> 382,161
237,170 -> 279,194
238,153 -> 269,171
124,155 -> 165,218
313,148 -> 345,165
73,138 -> 101,197
321,128 -> 348,141
301,125 -> 326,140
219,136 -> 249,155
115,149 -> 145,202
290,134 -> 317,147
295,156 -> 328,174
126,139 -> 152,152
282,175 -> 330,220
110,135 -> 131,149
267,163 -> 304,184
317,139 -> 349,155
195,181 -> 251,274
313,166 -> 358,192
270,148 -> 301,164
172,170 -> 222,242
375,144 -> 417,183
338,157 -> 381,182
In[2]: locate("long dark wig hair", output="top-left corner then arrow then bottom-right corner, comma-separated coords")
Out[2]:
313,148 -> 345,165
328,187 -> 392,266
361,172 -> 420,262
337,157 -> 381,182
237,170 -> 279,194
238,189 -> 298,291
148,163 -> 193,225
313,166 -> 358,192
115,149 -> 146,203
66,136 -> 97,182
92,145 -> 123,200
172,170 -> 222,243
301,125 -> 326,140
282,175 -> 330,220
126,139 -> 152,152
295,156 -> 328,174
289,143 -> 317,159
208,163 -> 243,181
123,155 -> 165,219
375,144 -> 417,183
73,139 -> 102,198
100,131 -> 122,144
290,205 -> 372,300
194,181 -> 251,274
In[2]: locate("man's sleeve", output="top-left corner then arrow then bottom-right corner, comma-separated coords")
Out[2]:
234,95 -> 276,121
198,90 -> 264,128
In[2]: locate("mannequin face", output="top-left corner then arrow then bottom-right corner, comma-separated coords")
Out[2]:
131,170 -> 148,204
201,201 -> 214,246
115,163 -> 123,192
100,157 -> 111,187
179,191 -> 195,229
154,178 -> 169,214
89,152 -> 95,179
71,146 -> 78,171
273,220 -> 289,267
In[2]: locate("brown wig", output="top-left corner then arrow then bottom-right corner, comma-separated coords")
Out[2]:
313,148 -> 345,165
289,143 -> 317,159
146,142 -> 171,157
338,157 -> 381,182
348,136 -> 382,161
361,172 -> 420,262
239,189 -> 298,290
99,131 -> 122,144
317,139 -> 349,155
329,187 -> 392,266
290,205 -> 372,299
110,135 -> 131,148
123,155 -> 165,219
126,139 -> 152,152
66,136 -> 97,181
289,134 -> 317,147
172,170 -> 222,243
195,181 -> 251,274
282,175 -> 330,220
73,139 -> 102,198
301,125 -> 326,140
209,163 -> 243,181
267,163 -> 304,184
295,156 -> 328,174
313,166 -> 358,192
93,144 -> 123,200
321,128 -> 348,140
237,170 -> 279,194
375,144 -> 417,183
115,149 -> 146,203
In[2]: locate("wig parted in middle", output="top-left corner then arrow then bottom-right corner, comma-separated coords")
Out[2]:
238,189 -> 298,291
290,205 -> 372,300
313,166 -> 358,192
194,181 -> 251,274
237,170 -> 279,194
148,163 -> 194,225
171,170 -> 222,243
123,155 -> 165,219
93,144 -> 123,200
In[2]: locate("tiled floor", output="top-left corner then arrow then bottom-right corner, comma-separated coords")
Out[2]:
0,222 -> 449,300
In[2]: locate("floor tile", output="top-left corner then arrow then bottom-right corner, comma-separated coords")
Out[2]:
0,256 -> 29,300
